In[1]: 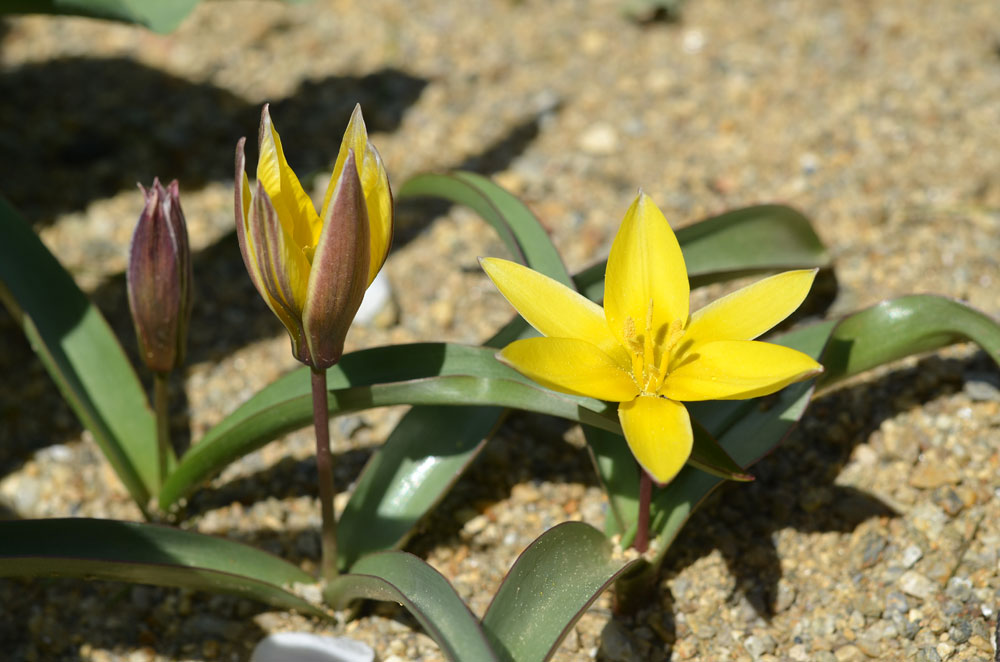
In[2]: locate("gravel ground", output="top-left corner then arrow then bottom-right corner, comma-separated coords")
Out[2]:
2,1 -> 1000,660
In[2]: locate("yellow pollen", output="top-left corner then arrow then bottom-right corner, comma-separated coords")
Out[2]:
622,301 -> 688,394
622,316 -> 645,385
657,318 -> 685,378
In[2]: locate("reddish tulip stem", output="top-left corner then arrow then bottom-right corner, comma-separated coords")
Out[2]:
153,371 -> 170,490
310,367 -> 339,582
634,467 -> 653,554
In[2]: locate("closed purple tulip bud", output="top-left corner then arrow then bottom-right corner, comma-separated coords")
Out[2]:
127,178 -> 192,374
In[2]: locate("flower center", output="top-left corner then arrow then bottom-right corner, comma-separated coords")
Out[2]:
623,299 -> 685,394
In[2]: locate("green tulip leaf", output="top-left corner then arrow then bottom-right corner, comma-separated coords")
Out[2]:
337,404 -> 500,569
0,197 -> 159,512
1,0 -> 201,33
326,551 -> 498,662
481,522 -> 641,662
583,426 -> 639,538
398,171 -> 574,288
817,294 -> 1000,388
0,518 -> 327,617
158,343 -> 619,513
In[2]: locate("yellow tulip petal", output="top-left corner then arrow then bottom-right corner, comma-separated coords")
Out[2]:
604,193 -> 689,353
257,105 -> 321,256
321,105 -> 393,286
619,395 -> 692,485
499,337 -> 639,402
360,143 -> 393,284
662,340 -> 823,402
482,257 -> 630,367
683,270 -> 818,348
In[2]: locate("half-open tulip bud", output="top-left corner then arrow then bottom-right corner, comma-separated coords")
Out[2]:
235,104 -> 393,369
127,178 -> 192,374
302,150 -> 370,367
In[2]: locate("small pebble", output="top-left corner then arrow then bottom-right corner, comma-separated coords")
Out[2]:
902,545 -> 924,569
743,633 -> 777,659
886,591 -> 910,614
915,647 -> 942,662
945,576 -> 973,602
964,377 -> 1000,402
900,571 -> 937,600
577,123 -> 619,155
909,462 -> 960,489
833,643 -> 864,662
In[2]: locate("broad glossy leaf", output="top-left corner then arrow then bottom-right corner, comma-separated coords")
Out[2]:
641,295 -> 1000,553
0,518 -> 327,617
583,426 -> 639,538
326,551 -> 497,662
338,404 -> 499,569
817,295 -> 1000,388
0,197 -> 159,511
398,172 -> 573,287
481,522 -> 641,662
158,343 -> 618,512
2,0 -> 201,33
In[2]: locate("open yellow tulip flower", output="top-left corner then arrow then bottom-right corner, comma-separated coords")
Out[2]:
235,104 -> 393,369
481,193 -> 823,485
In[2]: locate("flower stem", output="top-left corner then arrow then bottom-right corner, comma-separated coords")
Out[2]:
153,371 -> 170,490
310,367 -> 339,582
634,467 -> 653,553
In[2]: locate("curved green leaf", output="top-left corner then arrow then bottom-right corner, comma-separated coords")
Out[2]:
326,551 -> 498,662
0,518 -> 327,617
481,522 -> 641,662
0,197 -> 159,512
818,294 -> 1000,388
337,404 -> 501,569
643,295 -> 1000,555
398,171 -> 573,287
158,343 -> 618,511
584,426 -> 639,538
1,0 -> 201,33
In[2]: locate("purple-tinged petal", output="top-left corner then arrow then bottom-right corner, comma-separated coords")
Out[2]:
303,150 -> 370,369
245,179 -> 310,363
127,178 -> 189,373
